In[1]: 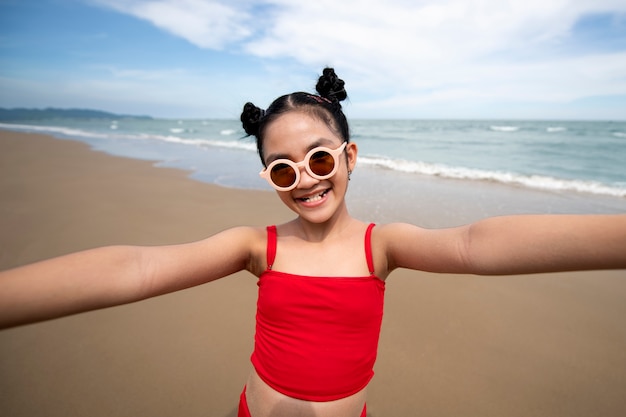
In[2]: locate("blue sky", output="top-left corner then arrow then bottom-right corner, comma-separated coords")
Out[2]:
1,0 -> 626,120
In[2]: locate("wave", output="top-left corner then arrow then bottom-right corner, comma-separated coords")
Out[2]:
613,132 -> 626,138
490,125 -> 520,132
3,121 -> 622,198
0,122 -> 256,152
358,156 -> 626,198
546,126 -> 567,133
0,122 -> 110,139
120,132 -> 257,152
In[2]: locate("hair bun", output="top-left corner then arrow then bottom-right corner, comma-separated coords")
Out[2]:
240,102 -> 265,136
315,68 -> 347,103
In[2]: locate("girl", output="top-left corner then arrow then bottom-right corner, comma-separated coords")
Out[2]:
1,68 -> 625,417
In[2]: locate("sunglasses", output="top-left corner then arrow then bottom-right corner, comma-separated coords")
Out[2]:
260,142 -> 347,191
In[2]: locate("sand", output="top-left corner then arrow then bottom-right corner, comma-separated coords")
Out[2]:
1,130 -> 625,416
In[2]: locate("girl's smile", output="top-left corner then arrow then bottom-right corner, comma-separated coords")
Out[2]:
296,188 -> 330,204
295,187 -> 331,209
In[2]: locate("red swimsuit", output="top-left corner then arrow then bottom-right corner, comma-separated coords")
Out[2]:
250,224 -> 386,402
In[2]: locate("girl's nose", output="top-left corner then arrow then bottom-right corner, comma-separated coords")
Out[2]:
296,167 -> 320,189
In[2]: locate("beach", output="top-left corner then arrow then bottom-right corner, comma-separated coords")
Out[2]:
1,130 -> 625,416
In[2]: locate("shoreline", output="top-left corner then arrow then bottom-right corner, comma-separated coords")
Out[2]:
2,124 -> 624,229
1,130 -> 625,417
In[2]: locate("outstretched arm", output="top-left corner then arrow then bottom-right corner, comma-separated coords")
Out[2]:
0,226 -> 260,329
384,214 -> 626,275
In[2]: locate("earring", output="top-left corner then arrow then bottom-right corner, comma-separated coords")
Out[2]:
348,170 -> 352,180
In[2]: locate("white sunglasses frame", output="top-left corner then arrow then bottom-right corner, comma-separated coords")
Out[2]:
260,142 -> 348,191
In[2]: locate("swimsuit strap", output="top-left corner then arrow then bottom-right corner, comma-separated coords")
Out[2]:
266,224 -> 376,274
365,223 -> 376,276
266,225 -> 277,270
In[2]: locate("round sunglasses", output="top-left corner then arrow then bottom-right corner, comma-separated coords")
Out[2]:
260,142 -> 348,191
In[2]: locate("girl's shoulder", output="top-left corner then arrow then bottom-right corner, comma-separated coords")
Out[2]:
370,223 -> 433,274
371,222 -> 425,242
221,225 -> 270,276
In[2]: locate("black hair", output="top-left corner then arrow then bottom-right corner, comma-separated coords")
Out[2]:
240,68 -> 350,166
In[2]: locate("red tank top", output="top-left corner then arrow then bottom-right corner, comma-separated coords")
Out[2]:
250,224 -> 385,402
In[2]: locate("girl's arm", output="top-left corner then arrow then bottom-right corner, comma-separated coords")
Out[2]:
0,226 -> 260,329
384,214 -> 626,275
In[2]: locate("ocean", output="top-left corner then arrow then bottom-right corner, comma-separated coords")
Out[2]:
2,118 -> 625,226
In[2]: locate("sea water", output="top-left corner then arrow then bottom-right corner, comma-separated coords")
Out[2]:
2,118 -> 625,225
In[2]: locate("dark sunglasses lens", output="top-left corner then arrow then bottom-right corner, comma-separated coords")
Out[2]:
309,151 -> 335,176
270,163 -> 297,188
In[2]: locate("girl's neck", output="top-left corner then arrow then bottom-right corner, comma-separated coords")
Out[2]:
293,205 -> 355,243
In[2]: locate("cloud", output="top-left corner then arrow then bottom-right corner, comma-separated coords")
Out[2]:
241,1 -> 626,73
84,1 -> 626,117
93,1 -> 626,60
91,0 -> 254,49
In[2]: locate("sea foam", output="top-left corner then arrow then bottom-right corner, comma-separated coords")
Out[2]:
0,122 -> 109,139
3,120 -> 623,199
358,156 -> 626,198
490,125 -> 520,132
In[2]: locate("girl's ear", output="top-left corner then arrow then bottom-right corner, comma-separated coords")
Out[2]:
346,142 -> 358,172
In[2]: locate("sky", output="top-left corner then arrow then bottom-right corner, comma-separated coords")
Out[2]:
1,0 -> 626,120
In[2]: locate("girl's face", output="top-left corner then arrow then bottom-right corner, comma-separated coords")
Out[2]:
262,111 -> 357,223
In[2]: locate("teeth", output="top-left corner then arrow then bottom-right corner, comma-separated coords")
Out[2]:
305,194 -> 322,203
302,190 -> 326,202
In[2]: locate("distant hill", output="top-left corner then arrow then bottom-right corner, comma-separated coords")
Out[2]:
0,107 -> 152,121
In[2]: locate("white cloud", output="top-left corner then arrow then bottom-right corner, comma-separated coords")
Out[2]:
93,1 -> 622,61
91,0 -> 254,49
243,1 -> 624,71
255,1 -> 626,117
86,1 -> 626,117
